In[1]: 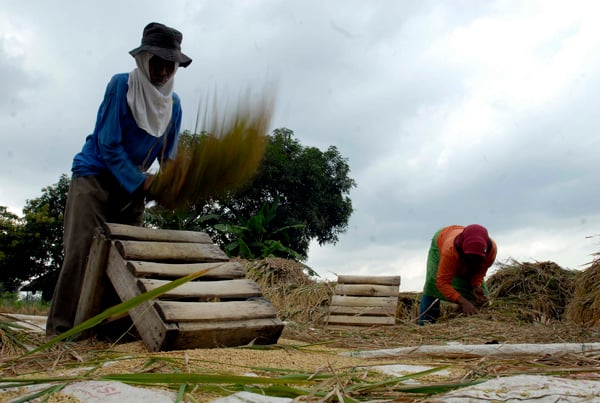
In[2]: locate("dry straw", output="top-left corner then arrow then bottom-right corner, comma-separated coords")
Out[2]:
242,257 -> 333,324
149,90 -> 275,210
3,258 -> 600,401
565,261 -> 600,327
486,260 -> 577,322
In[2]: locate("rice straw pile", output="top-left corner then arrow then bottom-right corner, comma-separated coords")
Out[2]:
565,261 -> 600,327
396,292 -> 421,322
241,258 -> 333,324
486,260 -> 577,322
149,91 -> 274,210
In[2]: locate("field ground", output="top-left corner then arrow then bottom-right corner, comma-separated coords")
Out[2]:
1,257 -> 599,401
1,311 -> 599,402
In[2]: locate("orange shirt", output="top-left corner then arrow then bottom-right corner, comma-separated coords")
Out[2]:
435,225 -> 497,302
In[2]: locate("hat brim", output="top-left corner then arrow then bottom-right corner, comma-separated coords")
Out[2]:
130,45 -> 192,68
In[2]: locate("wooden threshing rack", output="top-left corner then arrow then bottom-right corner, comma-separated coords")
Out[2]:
73,223 -> 284,351
327,275 -> 400,326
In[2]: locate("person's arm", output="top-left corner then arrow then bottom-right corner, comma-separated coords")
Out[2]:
438,260 -> 479,314
435,253 -> 461,302
95,75 -> 147,193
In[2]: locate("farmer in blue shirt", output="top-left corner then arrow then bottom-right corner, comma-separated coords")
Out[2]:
46,22 -> 192,336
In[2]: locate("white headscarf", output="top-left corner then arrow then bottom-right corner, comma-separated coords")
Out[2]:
127,52 -> 179,137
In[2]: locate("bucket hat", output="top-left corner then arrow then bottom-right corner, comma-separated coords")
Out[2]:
130,22 -> 192,67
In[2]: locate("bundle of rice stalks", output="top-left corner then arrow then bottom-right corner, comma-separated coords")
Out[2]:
397,292 -> 421,321
241,258 -> 333,324
486,259 -> 577,322
149,91 -> 274,210
244,257 -> 314,287
0,320 -> 34,355
565,261 -> 600,327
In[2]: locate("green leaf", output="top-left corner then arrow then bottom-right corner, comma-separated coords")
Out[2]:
15,264 -> 224,360
102,372 -> 329,385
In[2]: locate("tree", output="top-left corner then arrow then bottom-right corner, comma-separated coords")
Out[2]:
232,128 -> 355,257
18,174 -> 70,300
0,206 -> 26,292
155,128 -> 356,259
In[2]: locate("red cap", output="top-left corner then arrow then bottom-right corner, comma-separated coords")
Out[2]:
461,224 -> 489,257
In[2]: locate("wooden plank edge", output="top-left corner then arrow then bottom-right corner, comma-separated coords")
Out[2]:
137,278 -> 263,299
105,246 -> 178,352
114,240 -> 229,262
171,318 -> 285,350
331,295 -> 398,307
327,315 -> 396,326
155,299 -> 277,322
337,275 -> 401,286
127,260 -> 246,280
104,222 -> 213,244
74,228 -> 111,331
334,283 -> 399,297
329,305 -> 397,316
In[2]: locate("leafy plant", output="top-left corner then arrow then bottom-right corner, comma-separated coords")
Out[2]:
214,198 -> 304,260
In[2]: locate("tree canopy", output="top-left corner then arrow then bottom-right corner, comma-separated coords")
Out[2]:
0,206 -> 26,293
0,174 -> 69,298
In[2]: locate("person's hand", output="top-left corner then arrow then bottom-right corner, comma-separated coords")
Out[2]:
473,286 -> 488,305
457,296 -> 479,315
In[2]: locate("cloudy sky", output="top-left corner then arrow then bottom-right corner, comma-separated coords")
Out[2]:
2,1 -> 600,291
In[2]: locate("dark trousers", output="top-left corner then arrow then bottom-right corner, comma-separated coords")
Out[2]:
46,174 -> 145,336
418,294 -> 441,325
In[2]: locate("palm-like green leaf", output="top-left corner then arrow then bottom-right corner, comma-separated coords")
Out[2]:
12,264 -> 222,361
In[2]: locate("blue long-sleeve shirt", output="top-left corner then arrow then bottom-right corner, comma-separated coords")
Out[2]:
72,73 -> 181,193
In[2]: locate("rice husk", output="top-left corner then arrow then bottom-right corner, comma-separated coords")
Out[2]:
149,91 -> 274,210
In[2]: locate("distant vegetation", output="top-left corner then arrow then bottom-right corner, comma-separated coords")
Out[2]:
0,291 -> 49,315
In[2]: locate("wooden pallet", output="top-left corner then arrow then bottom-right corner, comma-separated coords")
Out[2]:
74,223 -> 284,351
327,275 -> 400,326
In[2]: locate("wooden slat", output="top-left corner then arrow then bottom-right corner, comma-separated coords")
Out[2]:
329,305 -> 396,316
115,240 -> 228,262
74,229 -> 111,329
337,275 -> 400,286
334,283 -> 399,297
127,260 -> 246,279
328,275 -> 401,327
105,246 -> 178,352
138,278 -> 263,299
327,315 -> 396,326
173,318 -> 284,349
155,299 -> 276,322
104,222 -> 213,244
86,223 -> 285,350
331,295 -> 397,308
